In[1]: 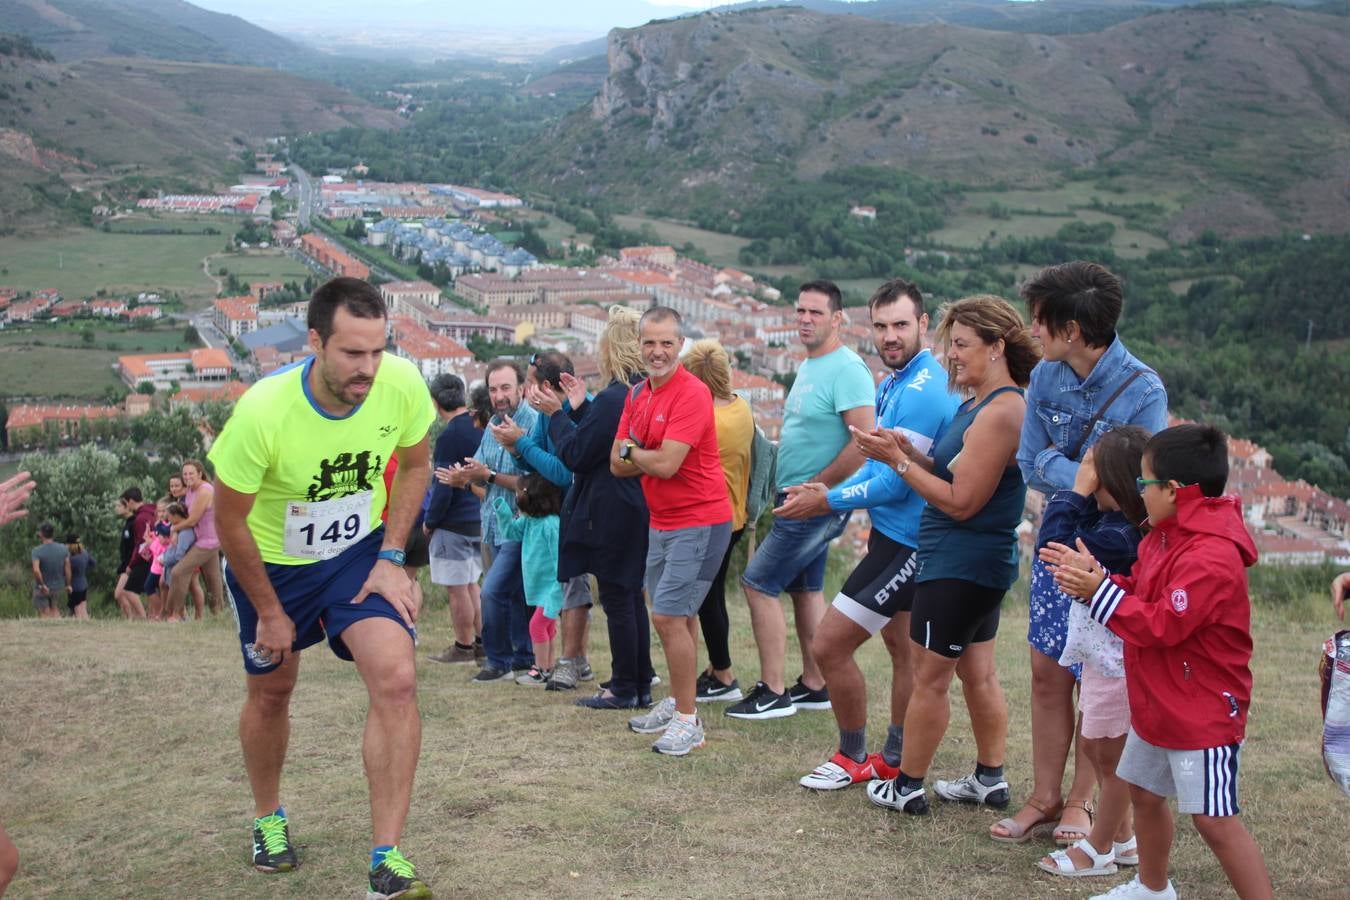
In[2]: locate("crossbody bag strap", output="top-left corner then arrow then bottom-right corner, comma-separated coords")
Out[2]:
1064,369 -> 1147,461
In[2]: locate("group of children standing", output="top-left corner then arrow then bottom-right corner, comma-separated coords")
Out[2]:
140,497 -> 196,622
1037,422 -> 1272,900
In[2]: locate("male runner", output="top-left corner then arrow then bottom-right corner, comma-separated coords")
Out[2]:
210,276 -> 436,899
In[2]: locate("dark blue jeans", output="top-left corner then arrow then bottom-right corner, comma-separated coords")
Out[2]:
481,541 -> 534,672
597,577 -> 655,701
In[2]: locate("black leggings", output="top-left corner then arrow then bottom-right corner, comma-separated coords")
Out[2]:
597,578 -> 655,701
697,527 -> 744,672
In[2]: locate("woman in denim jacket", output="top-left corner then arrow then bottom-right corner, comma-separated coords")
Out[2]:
992,261 -> 1169,844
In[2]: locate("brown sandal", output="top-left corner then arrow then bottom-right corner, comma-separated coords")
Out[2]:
1053,801 -> 1095,846
990,797 -> 1063,844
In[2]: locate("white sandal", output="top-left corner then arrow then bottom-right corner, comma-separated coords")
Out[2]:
1036,837 -> 1119,878
1113,836 -> 1139,866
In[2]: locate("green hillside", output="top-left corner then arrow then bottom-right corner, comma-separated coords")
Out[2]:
0,42 -> 405,232
513,3 -> 1350,238
5,0 -> 301,66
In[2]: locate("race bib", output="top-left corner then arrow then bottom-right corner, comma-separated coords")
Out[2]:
283,492 -> 371,560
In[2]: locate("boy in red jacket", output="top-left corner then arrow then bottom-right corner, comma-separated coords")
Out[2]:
1043,424 -> 1272,900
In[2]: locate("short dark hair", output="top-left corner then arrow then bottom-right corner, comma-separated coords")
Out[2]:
485,357 -> 524,386
868,277 -> 924,318
38,522 -> 55,538
1020,261 -> 1123,349
469,384 -> 492,428
516,473 -> 563,518
430,373 -> 466,412
1146,424 -> 1229,498
1092,425 -> 1151,529
119,487 -> 143,503
307,277 -> 386,345
532,351 -> 574,392
799,279 -> 843,312
166,502 -> 189,519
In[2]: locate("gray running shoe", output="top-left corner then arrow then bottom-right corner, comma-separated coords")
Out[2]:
651,714 -> 706,756
629,696 -> 677,734
576,657 -> 594,682
547,657 -> 578,691
426,644 -> 476,664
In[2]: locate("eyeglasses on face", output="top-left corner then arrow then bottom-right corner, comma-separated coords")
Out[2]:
1136,477 -> 1168,493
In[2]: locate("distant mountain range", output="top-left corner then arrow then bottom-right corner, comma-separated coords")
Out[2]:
3,0 -> 302,66
513,2 -> 1350,237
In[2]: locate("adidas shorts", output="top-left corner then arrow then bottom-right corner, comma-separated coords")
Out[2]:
831,530 -> 918,635
1116,728 -> 1243,816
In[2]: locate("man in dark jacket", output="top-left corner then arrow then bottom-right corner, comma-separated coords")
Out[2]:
425,374 -> 485,664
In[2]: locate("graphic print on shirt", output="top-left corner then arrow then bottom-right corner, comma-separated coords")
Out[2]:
307,450 -> 384,502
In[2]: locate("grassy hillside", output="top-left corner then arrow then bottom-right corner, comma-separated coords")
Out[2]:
1,598 -> 1343,897
0,44 -> 405,232
6,0 -> 301,65
513,4 -> 1350,238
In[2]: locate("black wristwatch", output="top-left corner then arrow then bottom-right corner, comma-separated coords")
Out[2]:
619,442 -> 634,463
486,470 -> 497,484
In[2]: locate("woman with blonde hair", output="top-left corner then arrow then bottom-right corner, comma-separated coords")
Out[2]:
852,295 -> 1040,815
545,305 -> 658,709
680,339 -> 754,703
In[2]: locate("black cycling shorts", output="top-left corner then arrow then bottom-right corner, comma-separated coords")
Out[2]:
910,578 -> 1004,659
404,525 -> 431,569
831,530 -> 919,635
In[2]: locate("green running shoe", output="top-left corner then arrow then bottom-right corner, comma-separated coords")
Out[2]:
251,811 -> 297,873
366,846 -> 432,900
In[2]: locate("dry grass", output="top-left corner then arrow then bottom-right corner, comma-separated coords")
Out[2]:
1,599 -> 1346,899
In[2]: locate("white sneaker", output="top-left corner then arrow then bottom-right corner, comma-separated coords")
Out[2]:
933,771 -> 1010,808
866,777 -> 929,815
651,715 -> 705,756
628,696 -> 676,734
1089,875 -> 1178,900
799,751 -> 879,791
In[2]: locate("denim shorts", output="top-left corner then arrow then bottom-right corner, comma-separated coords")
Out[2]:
742,498 -> 850,596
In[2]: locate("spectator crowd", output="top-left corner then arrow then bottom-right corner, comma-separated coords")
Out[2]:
21,260 -> 1333,900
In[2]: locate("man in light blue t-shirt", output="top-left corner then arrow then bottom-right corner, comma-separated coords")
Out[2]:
726,280 -> 875,720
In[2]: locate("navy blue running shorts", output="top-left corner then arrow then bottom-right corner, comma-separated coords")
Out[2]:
224,528 -> 416,675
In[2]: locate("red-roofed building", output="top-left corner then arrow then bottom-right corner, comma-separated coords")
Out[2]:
6,298 -> 50,322
169,381 -> 250,411
89,298 -> 128,318
5,403 -> 126,448
214,296 -> 259,337
250,282 -> 284,301
49,300 -> 87,319
731,369 -> 786,406
391,317 -> 474,379
380,281 -> 442,312
620,245 -> 676,268
606,269 -> 675,293
300,233 -> 370,280
118,349 -> 233,391
128,305 -> 162,321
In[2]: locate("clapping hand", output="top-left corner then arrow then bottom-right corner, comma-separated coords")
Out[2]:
775,482 -> 830,519
526,382 -> 563,417
490,414 -> 525,449
849,425 -> 907,467
557,372 -> 587,411
1039,538 -> 1106,600
435,463 -> 469,487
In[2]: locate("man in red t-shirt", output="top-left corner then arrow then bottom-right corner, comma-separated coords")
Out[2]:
611,306 -> 732,756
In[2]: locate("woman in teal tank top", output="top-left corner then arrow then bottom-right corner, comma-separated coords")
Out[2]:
851,295 -> 1041,817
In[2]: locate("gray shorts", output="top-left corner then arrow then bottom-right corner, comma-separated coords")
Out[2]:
1116,728 -> 1243,816
645,522 -> 732,618
562,575 -> 593,611
31,586 -> 57,610
428,529 -> 483,587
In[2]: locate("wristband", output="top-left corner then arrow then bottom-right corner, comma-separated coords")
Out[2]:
376,549 -> 407,566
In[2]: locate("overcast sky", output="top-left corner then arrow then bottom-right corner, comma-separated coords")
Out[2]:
190,0 -> 747,35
